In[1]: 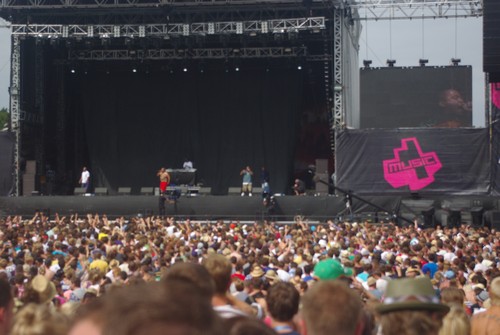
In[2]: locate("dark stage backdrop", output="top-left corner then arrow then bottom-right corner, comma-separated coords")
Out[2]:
69,66 -> 303,194
336,128 -> 489,195
360,66 -> 473,128
0,132 -> 14,196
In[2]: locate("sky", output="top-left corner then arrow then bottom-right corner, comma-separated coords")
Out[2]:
0,16 -> 485,126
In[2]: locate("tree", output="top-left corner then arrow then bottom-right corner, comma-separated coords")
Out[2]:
0,108 -> 9,131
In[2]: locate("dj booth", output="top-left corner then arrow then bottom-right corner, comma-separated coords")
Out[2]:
166,169 -> 196,186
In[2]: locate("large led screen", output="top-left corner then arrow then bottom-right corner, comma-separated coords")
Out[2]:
360,66 -> 472,128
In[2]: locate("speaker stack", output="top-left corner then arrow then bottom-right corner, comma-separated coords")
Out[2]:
484,0 -> 500,82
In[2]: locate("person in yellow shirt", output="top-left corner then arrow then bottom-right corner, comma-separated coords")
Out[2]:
89,250 -> 108,275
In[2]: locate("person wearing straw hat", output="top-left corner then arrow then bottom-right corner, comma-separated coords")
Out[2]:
25,275 -> 57,305
376,277 -> 450,335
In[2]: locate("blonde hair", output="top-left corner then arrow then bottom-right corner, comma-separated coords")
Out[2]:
490,277 -> 500,306
440,287 -> 464,306
438,305 -> 470,335
11,303 -> 69,335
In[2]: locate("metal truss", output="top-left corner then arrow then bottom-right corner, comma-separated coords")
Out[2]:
68,46 -> 309,60
9,35 -> 20,196
332,9 -> 343,129
0,0 -> 337,9
331,8 -> 343,159
11,17 -> 325,38
348,0 -> 483,20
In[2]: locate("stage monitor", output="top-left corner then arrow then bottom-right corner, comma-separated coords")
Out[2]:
360,66 -> 472,129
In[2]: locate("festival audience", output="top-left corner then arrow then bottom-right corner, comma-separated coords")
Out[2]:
0,212 -> 498,334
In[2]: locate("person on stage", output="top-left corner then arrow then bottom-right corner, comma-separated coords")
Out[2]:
240,166 -> 253,196
183,158 -> 194,170
157,167 -> 171,195
293,178 -> 305,196
79,167 -> 90,193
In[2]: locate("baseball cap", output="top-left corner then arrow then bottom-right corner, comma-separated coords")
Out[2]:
313,259 -> 353,280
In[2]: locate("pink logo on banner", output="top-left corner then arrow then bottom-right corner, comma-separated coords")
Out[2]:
383,137 -> 442,191
492,84 -> 500,109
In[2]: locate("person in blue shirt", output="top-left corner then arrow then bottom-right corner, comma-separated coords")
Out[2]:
422,253 -> 439,279
240,166 -> 253,196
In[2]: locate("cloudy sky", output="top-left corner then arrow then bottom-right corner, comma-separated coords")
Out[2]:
0,16 -> 484,126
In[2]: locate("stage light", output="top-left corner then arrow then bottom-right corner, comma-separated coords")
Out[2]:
297,65 -> 302,70
261,21 -> 269,34
284,47 -> 292,53
386,59 -> 396,67
419,59 -> 429,67
451,58 -> 461,66
235,67 -> 240,72
182,24 -> 190,36
139,26 -> 146,38
333,84 -> 343,92
70,68 -> 76,74
183,67 -> 188,72
132,68 -> 137,73
363,60 -> 372,68
236,22 -> 243,35
208,22 -> 215,35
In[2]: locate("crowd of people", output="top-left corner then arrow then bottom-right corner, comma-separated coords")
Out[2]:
0,212 -> 498,335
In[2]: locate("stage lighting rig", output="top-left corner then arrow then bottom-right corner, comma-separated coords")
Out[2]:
419,59 -> 428,66
386,59 -> 396,67
451,58 -> 461,66
363,60 -> 372,68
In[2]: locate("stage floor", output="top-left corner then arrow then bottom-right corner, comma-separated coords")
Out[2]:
0,194 -> 400,221
1,194 -> 499,223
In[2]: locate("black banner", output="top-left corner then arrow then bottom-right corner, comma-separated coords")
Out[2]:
336,128 -> 489,195
0,132 -> 14,196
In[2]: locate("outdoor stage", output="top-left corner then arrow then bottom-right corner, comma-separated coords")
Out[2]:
1,194 -> 498,226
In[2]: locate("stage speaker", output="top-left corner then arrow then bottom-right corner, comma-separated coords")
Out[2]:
117,187 -> 131,195
491,211 -> 500,230
199,187 -> 212,195
470,207 -> 484,227
74,187 -> 86,195
447,208 -> 462,228
315,159 -> 328,173
228,187 -> 241,195
421,207 -> 435,228
94,187 -> 108,196
140,187 -> 154,195
484,0 -> 500,81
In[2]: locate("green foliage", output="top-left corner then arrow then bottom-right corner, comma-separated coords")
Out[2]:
0,108 -> 8,130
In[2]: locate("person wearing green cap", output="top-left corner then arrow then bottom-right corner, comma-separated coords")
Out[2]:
313,259 -> 353,281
